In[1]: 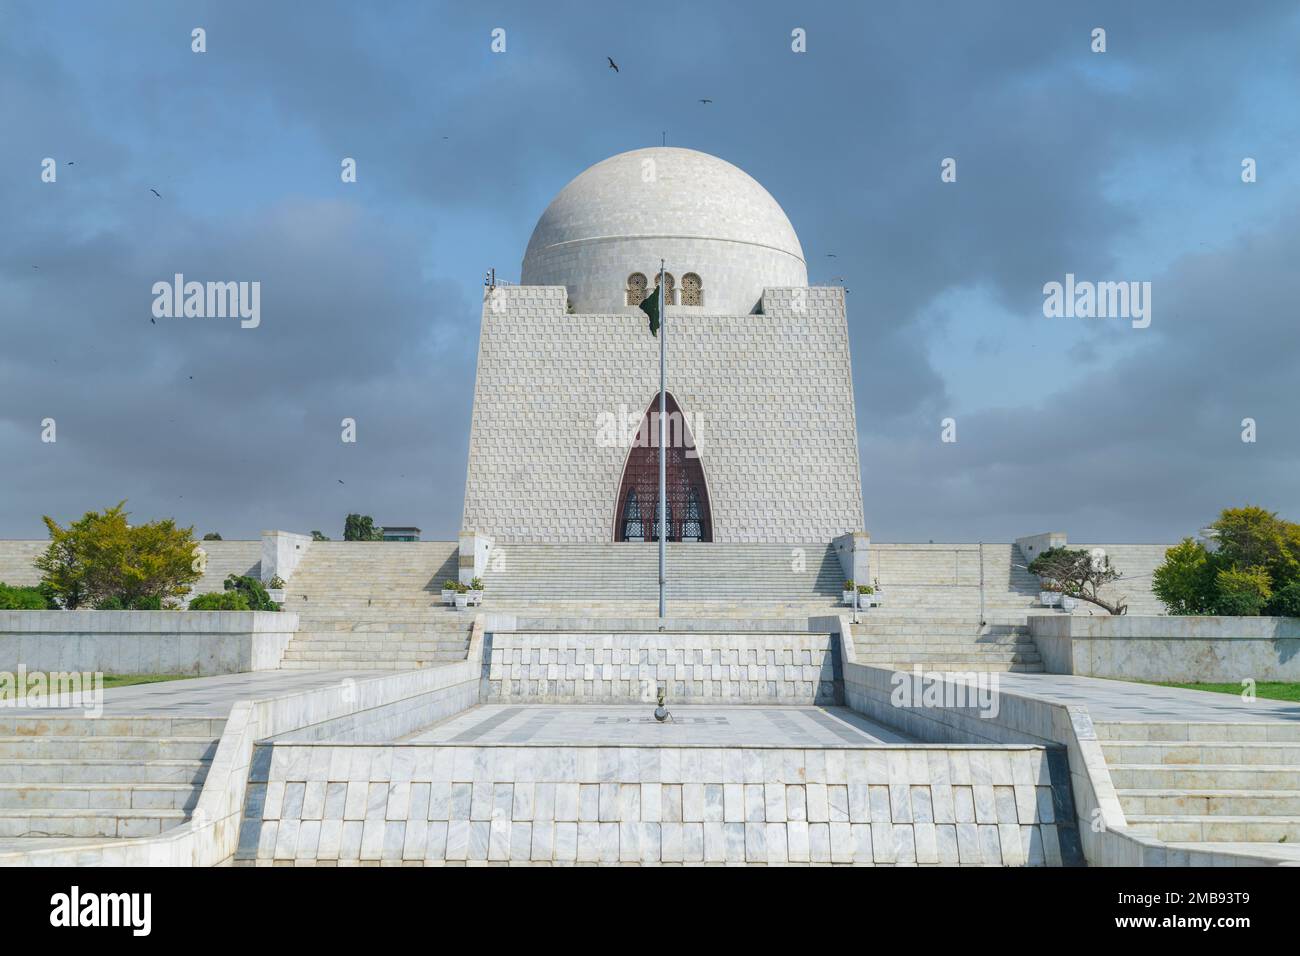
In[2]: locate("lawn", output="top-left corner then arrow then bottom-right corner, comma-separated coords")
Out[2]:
100,674 -> 196,690
1143,680 -> 1300,703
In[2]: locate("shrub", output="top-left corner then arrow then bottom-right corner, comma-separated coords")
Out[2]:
131,594 -> 163,610
343,514 -> 384,541
311,530 -> 330,541
469,577 -> 484,590
1212,566 -> 1272,616
267,575 -> 286,590
1153,507 -> 1300,615
36,502 -> 200,609
1028,547 -> 1126,615
857,584 -> 874,594
1266,580 -> 1300,617
1152,539 -> 1217,615
0,582 -> 52,609
223,574 -> 278,611
442,580 -> 459,591
203,532 -> 223,541
95,596 -> 125,609
843,580 -> 854,591
189,591 -> 250,611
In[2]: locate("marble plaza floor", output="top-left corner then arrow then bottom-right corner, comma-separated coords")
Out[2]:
994,673 -> 1300,723
1,668 -> 395,717
400,704 -> 916,748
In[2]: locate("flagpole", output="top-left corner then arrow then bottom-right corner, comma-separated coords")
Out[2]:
658,259 -> 666,620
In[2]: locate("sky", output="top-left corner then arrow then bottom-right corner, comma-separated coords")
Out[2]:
1,0 -> 1298,543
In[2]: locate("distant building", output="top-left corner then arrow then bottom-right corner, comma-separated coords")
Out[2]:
380,526 -> 421,542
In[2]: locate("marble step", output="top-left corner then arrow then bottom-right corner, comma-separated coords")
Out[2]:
0,783 -> 201,811
1102,741 -> 1300,766
1124,814 -> 1300,844
0,758 -> 212,785
0,736 -> 220,761
0,808 -> 189,840
0,717 -> 225,738
1095,722 -> 1300,743
1116,789 -> 1300,816
1109,764 -> 1300,790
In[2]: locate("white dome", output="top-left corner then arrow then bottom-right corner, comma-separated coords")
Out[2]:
521,147 -> 807,315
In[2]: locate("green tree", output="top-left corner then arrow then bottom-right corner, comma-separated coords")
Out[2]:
1212,565 -> 1272,616
1211,506 -> 1300,590
1028,547 -> 1127,615
1151,539 -> 1218,615
36,502 -> 201,609
310,530 -> 330,541
222,574 -> 278,611
343,514 -> 384,541
1151,506 -> 1300,616
203,532 -> 223,540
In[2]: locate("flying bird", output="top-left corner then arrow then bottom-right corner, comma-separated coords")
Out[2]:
66,161 -> 74,166
150,188 -> 161,198
150,317 -> 156,324
607,56 -> 619,72
698,99 -> 713,104
825,253 -> 837,258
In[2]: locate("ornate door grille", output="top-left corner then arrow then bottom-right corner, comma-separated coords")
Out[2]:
616,393 -> 712,542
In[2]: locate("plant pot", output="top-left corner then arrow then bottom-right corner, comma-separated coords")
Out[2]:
857,593 -> 873,610
1060,596 -> 1078,612
267,589 -> 286,604
441,589 -> 455,606
842,590 -> 854,606
470,589 -> 484,606
1040,591 -> 1060,607
454,593 -> 469,610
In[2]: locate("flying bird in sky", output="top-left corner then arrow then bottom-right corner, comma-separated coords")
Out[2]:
150,188 -> 161,198
698,99 -> 713,104
825,253 -> 837,258
607,56 -> 619,72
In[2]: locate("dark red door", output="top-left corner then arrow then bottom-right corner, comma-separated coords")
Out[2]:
615,393 -> 712,542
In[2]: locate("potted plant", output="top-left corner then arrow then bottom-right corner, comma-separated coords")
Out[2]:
842,580 -> 855,606
857,584 -> 874,610
1040,582 -> 1062,607
441,579 -> 458,606
469,577 -> 485,605
266,575 -> 287,604
454,582 -> 470,610
1060,594 -> 1078,612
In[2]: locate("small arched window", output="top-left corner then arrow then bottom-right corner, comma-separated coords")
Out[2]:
626,273 -> 648,306
681,272 -> 702,306
653,272 -> 676,305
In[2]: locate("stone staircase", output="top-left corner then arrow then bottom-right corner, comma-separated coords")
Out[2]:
852,618 -> 1043,673
482,542 -> 845,604
1099,720 -> 1300,848
277,541 -> 470,669
0,715 -> 222,841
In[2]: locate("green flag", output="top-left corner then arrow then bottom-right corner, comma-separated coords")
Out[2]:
639,285 -> 660,336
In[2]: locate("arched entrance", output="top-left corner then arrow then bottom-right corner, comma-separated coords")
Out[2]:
614,393 -> 713,542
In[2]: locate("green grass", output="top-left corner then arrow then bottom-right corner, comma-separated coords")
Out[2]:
1141,680 -> 1300,702
100,674 -> 196,690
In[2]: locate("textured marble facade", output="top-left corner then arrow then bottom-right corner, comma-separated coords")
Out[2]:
482,632 -> 841,704
463,285 -> 864,543
237,742 -> 1066,865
